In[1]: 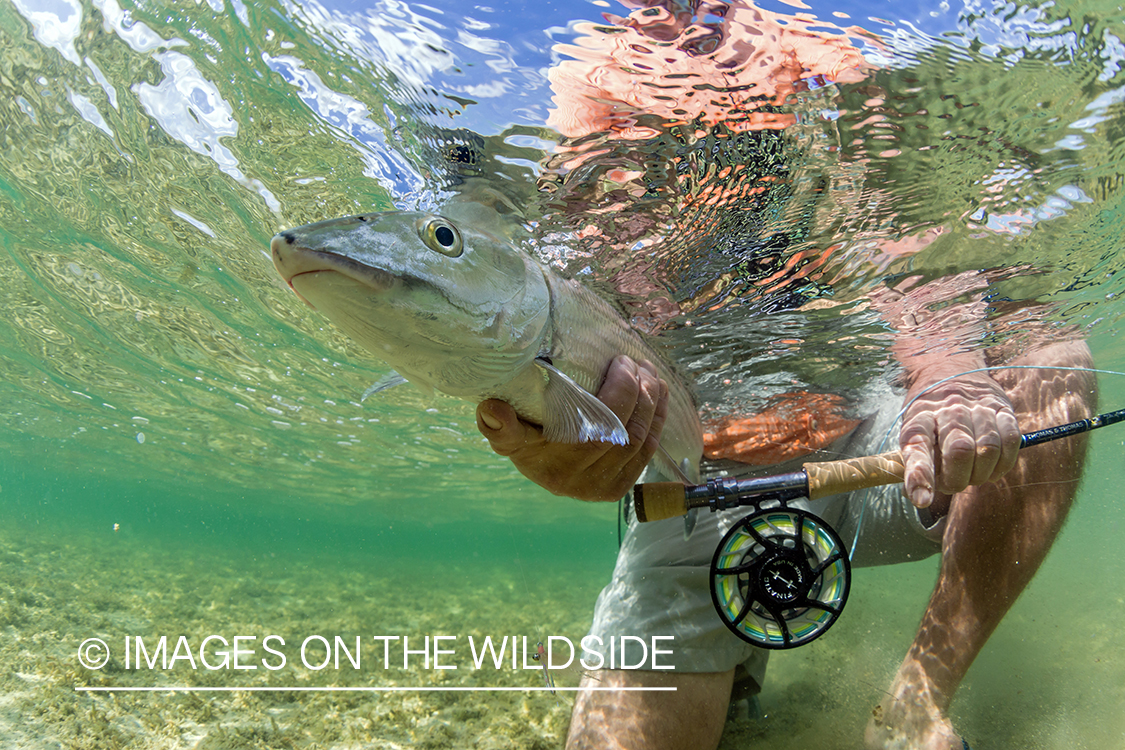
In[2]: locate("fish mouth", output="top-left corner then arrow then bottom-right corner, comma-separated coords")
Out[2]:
271,232 -> 397,306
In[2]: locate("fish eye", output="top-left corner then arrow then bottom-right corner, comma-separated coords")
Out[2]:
417,216 -> 463,257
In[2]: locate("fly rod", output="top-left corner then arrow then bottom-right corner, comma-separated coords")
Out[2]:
634,407 -> 1125,523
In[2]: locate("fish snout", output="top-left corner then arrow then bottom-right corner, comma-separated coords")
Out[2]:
271,231 -> 300,282
270,231 -> 318,307
271,218 -> 400,310
270,215 -> 383,284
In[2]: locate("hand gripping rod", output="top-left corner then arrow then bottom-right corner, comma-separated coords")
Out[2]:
633,407 -> 1125,523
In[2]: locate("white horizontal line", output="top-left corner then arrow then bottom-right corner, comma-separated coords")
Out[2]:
75,686 -> 676,693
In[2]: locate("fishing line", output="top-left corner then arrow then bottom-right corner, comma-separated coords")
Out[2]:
501,518 -> 560,704
848,364 -> 1125,560
618,496 -> 625,548
886,365 -> 1125,448
629,362 -> 1125,649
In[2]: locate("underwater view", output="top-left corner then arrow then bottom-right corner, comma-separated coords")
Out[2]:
1,0 -> 1124,746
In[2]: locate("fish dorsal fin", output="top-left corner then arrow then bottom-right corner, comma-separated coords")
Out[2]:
361,371 -> 408,402
534,359 -> 629,446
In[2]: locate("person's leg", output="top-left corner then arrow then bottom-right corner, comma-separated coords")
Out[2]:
566,668 -> 735,750
866,341 -> 1096,750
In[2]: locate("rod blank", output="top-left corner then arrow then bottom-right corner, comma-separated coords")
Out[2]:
633,407 -> 1125,523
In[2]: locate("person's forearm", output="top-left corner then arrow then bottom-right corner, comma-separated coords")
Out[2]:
898,349 -> 988,391
867,273 -> 1024,507
872,273 -> 992,387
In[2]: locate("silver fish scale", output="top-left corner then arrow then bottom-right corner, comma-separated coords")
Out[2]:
543,273 -> 703,484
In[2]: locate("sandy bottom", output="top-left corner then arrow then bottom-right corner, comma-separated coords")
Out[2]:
1,508 -> 1122,749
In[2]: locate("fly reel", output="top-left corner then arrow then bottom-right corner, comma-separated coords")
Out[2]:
710,505 -> 850,649
637,406 -> 1125,649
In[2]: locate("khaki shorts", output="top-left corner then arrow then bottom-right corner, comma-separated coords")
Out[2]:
584,383 -> 945,680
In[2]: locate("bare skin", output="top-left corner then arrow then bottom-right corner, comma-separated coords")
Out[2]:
866,340 -> 1095,750
477,355 -> 670,503
478,356 -> 732,749
567,669 -> 734,750
477,341 -> 1095,750
497,1 -> 1098,743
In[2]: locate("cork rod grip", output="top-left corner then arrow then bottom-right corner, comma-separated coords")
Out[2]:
804,450 -> 906,500
632,482 -> 689,523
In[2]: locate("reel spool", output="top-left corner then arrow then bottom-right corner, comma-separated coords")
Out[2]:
710,507 -> 850,649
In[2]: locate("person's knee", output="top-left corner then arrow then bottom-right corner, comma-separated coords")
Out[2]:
567,669 -> 734,750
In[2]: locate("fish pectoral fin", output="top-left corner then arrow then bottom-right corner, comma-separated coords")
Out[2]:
361,371 -> 409,401
683,508 -> 698,541
654,444 -> 694,484
535,359 -> 629,446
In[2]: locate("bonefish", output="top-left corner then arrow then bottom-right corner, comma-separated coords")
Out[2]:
270,210 -> 702,485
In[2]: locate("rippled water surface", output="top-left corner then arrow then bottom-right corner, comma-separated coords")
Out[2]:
1,0 -> 1124,746
3,0 -> 1122,509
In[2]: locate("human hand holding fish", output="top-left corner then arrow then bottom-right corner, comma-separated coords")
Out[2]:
271,210 -> 702,498
476,355 -> 670,502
